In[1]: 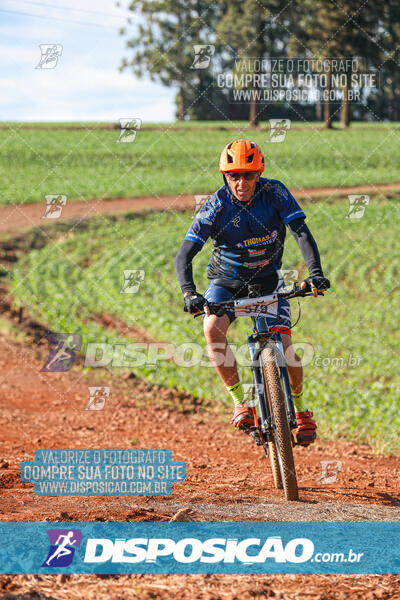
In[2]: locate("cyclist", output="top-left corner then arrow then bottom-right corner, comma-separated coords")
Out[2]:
174,139 -> 330,445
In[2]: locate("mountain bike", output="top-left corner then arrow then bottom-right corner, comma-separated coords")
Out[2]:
199,281 -> 324,501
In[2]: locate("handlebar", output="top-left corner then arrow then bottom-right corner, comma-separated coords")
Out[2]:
272,282 -> 325,300
193,282 -> 325,318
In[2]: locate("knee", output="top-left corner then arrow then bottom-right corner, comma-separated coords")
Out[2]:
286,347 -> 302,369
203,317 -> 228,343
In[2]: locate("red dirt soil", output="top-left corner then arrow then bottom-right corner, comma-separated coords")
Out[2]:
0,331 -> 400,598
1,188 -> 400,597
0,182 -> 399,236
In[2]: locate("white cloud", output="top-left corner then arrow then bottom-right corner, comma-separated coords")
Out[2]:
0,1 -> 176,121
0,44 -> 37,66
1,0 -> 131,30
27,97 -> 175,122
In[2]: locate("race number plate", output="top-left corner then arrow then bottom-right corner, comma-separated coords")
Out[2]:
233,294 -> 279,317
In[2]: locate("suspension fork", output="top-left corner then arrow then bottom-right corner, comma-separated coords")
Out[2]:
247,333 -> 271,432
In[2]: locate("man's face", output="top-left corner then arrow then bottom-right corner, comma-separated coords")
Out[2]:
225,171 -> 260,203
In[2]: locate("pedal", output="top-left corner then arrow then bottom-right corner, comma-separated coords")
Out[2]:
240,424 -> 254,435
242,425 -> 264,446
292,431 -> 313,447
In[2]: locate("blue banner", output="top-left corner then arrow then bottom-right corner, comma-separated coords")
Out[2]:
1,522 -> 400,574
20,449 -> 186,496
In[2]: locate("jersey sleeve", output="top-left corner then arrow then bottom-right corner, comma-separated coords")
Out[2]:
271,181 -> 306,225
184,194 -> 223,247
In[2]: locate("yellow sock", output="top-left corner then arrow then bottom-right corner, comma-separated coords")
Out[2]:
227,381 -> 244,406
293,390 -> 305,413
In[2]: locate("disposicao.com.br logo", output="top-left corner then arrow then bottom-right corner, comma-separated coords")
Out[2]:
37,530 -> 364,572
82,536 -> 362,565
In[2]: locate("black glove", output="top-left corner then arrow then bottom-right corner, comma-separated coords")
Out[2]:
183,292 -> 207,314
301,276 -> 330,292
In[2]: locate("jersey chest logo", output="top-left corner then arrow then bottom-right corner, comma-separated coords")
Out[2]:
232,216 -> 240,227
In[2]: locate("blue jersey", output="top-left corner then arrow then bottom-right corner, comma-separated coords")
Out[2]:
184,178 -> 306,282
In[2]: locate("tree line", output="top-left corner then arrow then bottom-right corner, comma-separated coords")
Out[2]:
119,0 -> 400,127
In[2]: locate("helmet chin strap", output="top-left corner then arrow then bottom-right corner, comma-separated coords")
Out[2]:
222,174 -> 260,206
223,174 -> 238,202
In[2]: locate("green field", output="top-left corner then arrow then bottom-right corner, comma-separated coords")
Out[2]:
4,120 -> 400,128
2,122 -> 400,205
10,197 -> 400,453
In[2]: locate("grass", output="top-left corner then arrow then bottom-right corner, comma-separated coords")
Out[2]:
10,198 -> 400,453
0,316 -> 28,341
1,123 -> 400,205
3,120 -> 400,128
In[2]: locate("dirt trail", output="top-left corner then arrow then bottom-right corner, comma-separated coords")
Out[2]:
0,182 -> 399,235
0,332 -> 400,597
1,573 -> 399,600
1,188 -> 400,598
1,332 -> 400,521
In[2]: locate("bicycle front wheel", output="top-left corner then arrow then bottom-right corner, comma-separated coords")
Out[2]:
261,345 -> 298,501
265,438 -> 283,490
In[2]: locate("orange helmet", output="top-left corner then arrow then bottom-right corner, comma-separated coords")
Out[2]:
219,139 -> 264,174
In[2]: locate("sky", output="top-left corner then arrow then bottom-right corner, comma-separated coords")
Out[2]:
0,0 -> 176,121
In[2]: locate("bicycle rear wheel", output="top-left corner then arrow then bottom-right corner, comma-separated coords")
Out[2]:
261,345 -> 298,501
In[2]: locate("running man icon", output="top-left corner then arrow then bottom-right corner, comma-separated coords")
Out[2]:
46,532 -> 76,565
41,333 -> 82,372
36,44 -> 63,69
42,529 -> 82,568
190,44 -> 215,69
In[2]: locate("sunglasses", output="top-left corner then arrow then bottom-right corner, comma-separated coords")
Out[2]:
226,172 -> 258,182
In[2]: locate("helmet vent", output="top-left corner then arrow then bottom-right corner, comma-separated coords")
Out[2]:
247,153 -> 254,163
